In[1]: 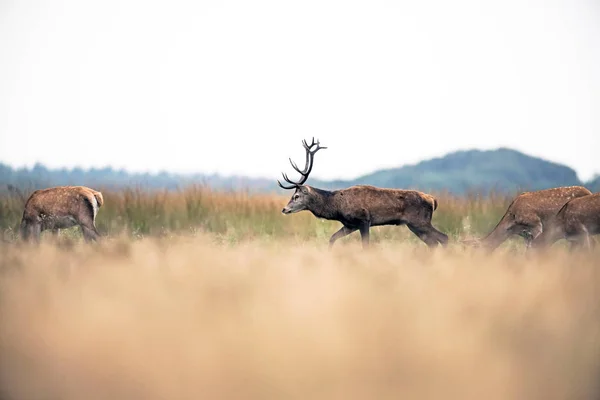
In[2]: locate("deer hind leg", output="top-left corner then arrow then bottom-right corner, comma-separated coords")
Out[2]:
407,223 -> 444,248
81,226 -> 100,242
78,196 -> 102,243
79,213 -> 101,242
359,223 -> 371,249
329,226 -> 357,249
406,207 -> 448,247
430,224 -> 449,247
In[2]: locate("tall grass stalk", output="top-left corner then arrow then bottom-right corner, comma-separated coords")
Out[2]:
0,186 -> 515,243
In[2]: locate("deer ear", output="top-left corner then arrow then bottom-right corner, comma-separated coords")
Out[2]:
302,187 -> 311,194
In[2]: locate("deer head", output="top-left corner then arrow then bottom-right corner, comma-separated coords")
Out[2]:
278,138 -> 326,214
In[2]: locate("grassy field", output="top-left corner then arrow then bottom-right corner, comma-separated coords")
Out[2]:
1,186 -> 516,245
1,187 -> 599,399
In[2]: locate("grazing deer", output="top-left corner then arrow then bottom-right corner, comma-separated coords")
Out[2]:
475,186 -> 592,251
20,186 -> 104,243
532,193 -> 600,250
278,138 -> 449,249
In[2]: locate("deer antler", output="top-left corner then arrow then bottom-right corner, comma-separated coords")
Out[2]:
277,137 -> 327,189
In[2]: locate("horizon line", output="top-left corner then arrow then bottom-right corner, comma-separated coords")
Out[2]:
1,146 -> 597,183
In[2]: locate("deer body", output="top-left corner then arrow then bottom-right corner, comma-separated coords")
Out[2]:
20,186 -> 104,242
278,139 -> 448,249
479,186 -> 592,251
534,193 -> 600,250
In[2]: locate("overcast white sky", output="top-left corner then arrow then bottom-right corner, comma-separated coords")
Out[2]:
1,0 -> 599,181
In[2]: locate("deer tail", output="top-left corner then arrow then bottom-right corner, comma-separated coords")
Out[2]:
93,191 -> 104,207
422,193 -> 438,211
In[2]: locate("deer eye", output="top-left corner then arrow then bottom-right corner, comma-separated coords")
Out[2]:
294,194 -> 300,200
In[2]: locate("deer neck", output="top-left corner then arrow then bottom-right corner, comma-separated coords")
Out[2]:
307,187 -> 337,220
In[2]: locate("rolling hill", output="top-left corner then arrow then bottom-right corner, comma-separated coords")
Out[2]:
311,148 -> 586,194
586,175 -> 600,192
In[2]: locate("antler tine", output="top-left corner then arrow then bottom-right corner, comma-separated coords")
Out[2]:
277,138 -> 327,189
289,141 -> 312,177
277,172 -> 299,190
294,137 -> 325,176
313,140 -> 327,152
277,179 -> 297,190
302,137 -> 317,150
289,158 -> 302,174
302,137 -> 327,153
295,137 -> 327,185
302,139 -> 308,149
281,172 -> 298,186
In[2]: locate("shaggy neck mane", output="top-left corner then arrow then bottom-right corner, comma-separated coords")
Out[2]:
307,187 -> 337,220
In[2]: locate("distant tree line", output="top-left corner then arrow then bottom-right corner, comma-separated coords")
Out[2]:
0,162 -> 274,194
1,148 -> 598,196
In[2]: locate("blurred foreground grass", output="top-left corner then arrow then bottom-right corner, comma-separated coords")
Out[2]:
0,237 -> 599,400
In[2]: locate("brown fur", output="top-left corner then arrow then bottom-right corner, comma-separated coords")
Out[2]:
534,193 -> 600,250
279,138 -> 448,249
478,186 -> 592,251
283,185 -> 448,249
20,186 -> 104,243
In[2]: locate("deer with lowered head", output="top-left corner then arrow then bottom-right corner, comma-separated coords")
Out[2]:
278,138 -> 449,249
532,192 -> 600,250
20,186 -> 104,243
473,186 -> 592,251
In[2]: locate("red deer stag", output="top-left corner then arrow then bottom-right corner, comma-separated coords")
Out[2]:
278,138 -> 449,249
475,186 -> 592,251
20,186 -> 104,243
532,192 -> 600,250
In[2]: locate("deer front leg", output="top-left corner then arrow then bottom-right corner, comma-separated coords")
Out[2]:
329,226 -> 357,249
28,223 -> 42,244
513,217 -> 542,251
20,218 -> 41,243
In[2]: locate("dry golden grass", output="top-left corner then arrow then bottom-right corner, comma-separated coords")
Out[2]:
1,236 -> 599,400
0,186 -> 514,242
